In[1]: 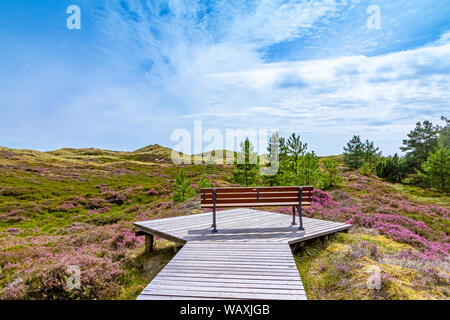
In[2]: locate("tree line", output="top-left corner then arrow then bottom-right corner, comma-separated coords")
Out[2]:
173,115 -> 448,203
231,116 -> 448,192
231,132 -> 342,190
343,116 -> 449,192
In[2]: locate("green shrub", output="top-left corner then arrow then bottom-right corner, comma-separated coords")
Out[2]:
173,169 -> 195,203
321,159 -> 343,189
197,174 -> 212,191
421,145 -> 449,192
359,162 -> 372,176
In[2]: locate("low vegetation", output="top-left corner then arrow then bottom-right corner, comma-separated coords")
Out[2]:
0,146 -> 233,299
293,171 -> 449,299
0,117 -> 448,299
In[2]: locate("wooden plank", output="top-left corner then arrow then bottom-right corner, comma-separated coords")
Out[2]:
201,202 -> 311,208
144,284 -> 305,295
152,275 -> 304,286
202,197 -> 311,204
139,209 -> 269,230
152,210 -> 273,232
201,186 -> 313,193
137,294 -> 227,300
202,192 -> 311,200
154,271 -> 302,281
140,288 -> 306,300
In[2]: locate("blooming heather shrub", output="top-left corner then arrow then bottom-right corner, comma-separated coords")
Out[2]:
146,189 -> 158,195
69,196 -> 87,206
56,202 -> 76,212
86,197 -> 108,209
101,189 -> 131,205
296,231 -> 449,299
25,252 -> 123,299
0,209 -> 27,223
304,188 -> 449,261
310,189 -> 337,207
277,207 -> 291,215
0,223 -> 143,299
7,228 -> 22,234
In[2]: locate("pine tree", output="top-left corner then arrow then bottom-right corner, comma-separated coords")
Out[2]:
375,153 -> 404,183
263,132 -> 281,186
173,169 -> 195,202
279,137 -> 288,159
286,133 -> 307,174
421,144 -> 449,192
437,116 -> 450,148
198,173 -> 212,191
321,159 -> 343,189
298,151 -> 321,186
362,139 -> 381,170
205,155 -> 216,174
343,135 -> 364,170
359,162 -> 372,176
232,138 -> 260,186
401,120 -> 439,170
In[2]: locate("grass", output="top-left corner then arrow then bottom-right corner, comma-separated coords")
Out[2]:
390,183 -> 450,207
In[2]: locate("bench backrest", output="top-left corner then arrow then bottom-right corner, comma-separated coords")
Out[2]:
200,186 -> 313,208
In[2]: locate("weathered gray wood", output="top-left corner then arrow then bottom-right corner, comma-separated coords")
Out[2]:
145,234 -> 154,253
137,241 -> 304,300
135,208 -> 352,300
135,209 -> 350,244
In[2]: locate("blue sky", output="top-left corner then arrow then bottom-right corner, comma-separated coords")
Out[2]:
0,0 -> 449,156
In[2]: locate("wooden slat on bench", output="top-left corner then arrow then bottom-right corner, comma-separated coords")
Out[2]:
201,186 -> 313,194
201,202 -> 311,208
203,197 -> 311,204
202,195 -> 312,202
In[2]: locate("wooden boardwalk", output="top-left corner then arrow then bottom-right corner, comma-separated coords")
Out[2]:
138,241 -> 306,300
135,208 -> 351,300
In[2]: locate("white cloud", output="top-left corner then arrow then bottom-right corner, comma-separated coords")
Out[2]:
90,2 -> 450,155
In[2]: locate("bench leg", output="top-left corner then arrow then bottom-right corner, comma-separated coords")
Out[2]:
145,234 -> 154,253
297,205 -> 304,231
212,207 -> 217,233
291,206 -> 296,225
212,188 -> 217,233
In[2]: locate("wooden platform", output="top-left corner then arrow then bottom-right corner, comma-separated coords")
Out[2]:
135,208 -> 351,244
135,208 -> 352,300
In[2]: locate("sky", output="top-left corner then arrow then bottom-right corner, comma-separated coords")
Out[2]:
0,0 -> 449,156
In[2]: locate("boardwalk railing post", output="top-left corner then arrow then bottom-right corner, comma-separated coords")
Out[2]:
297,187 -> 304,231
212,188 -> 217,233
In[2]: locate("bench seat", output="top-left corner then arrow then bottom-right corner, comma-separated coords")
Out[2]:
201,186 -> 313,233
201,202 -> 311,208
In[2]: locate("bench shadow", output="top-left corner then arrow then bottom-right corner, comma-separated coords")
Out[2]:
185,226 -> 306,241
188,226 -> 300,234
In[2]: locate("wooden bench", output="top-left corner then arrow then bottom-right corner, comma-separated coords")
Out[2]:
200,186 -> 313,233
